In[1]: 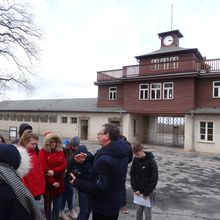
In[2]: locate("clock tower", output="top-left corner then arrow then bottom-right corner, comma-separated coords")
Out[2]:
158,30 -> 183,48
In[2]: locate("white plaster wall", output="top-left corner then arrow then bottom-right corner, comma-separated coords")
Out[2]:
194,115 -> 220,154
0,111 -> 123,141
185,114 -> 220,154
184,114 -> 194,151
121,113 -> 146,144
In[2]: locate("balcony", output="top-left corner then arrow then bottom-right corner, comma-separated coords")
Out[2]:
97,58 -> 220,82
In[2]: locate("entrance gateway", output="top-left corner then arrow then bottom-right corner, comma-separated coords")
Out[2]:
148,116 -> 185,147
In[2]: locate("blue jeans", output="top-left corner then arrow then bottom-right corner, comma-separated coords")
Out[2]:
44,194 -> 63,220
60,180 -> 74,210
77,190 -> 91,220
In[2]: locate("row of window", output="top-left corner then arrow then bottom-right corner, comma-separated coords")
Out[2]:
109,82 -> 173,100
109,81 -> 220,100
0,114 -> 78,124
139,82 -> 173,100
151,56 -> 179,71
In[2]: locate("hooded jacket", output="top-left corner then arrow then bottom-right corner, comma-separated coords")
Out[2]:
130,151 -> 158,197
0,143 -> 40,220
22,147 -> 46,197
73,139 -> 132,216
39,133 -> 67,197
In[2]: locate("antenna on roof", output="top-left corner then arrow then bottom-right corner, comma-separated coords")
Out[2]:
171,3 -> 173,30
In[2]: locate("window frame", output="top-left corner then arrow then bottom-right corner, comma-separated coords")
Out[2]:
213,81 -> 220,98
70,117 -> 78,124
151,59 -> 160,71
139,83 -> 149,100
109,87 -> 117,100
61,116 -> 68,124
150,83 -> 161,100
160,58 -> 169,70
163,82 -> 174,100
198,121 -> 214,143
170,56 -> 179,69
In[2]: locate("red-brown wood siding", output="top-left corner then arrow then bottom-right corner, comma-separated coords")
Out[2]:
196,77 -> 220,108
97,85 -> 124,107
138,52 -> 201,76
122,78 -> 196,114
97,77 -> 197,114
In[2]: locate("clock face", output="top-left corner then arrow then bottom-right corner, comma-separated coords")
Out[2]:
163,36 -> 174,46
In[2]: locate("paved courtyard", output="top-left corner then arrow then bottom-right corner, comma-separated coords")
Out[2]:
83,141 -> 220,220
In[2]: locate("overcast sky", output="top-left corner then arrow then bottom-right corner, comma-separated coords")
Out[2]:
5,0 -> 220,100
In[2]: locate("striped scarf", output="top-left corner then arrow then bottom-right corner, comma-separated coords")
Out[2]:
0,163 -> 41,220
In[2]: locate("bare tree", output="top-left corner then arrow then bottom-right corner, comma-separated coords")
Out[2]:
0,0 -> 42,96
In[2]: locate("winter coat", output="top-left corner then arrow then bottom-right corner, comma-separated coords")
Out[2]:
0,143 -> 41,220
73,139 -> 132,216
39,133 -> 67,197
67,145 -> 93,181
0,181 -> 31,220
22,148 -> 46,197
130,151 -> 158,197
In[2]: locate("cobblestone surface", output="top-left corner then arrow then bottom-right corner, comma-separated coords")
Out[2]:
83,141 -> 220,220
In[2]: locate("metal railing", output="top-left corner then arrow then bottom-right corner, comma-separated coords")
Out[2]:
97,58 -> 220,81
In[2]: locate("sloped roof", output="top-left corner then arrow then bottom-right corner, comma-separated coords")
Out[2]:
0,98 -> 126,113
187,108 -> 220,115
135,46 -> 203,60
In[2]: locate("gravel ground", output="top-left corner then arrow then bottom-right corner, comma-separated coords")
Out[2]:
82,141 -> 220,220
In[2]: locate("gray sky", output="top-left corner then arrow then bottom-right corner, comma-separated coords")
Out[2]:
5,0 -> 220,100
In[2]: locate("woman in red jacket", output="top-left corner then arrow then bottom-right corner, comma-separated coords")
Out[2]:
39,132 -> 67,220
18,130 -> 45,200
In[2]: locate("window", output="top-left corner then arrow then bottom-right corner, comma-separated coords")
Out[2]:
61,116 -> 68,123
150,83 -> 161,100
109,87 -> 117,100
163,82 -> 174,99
151,59 -> 160,70
71,117 -> 77,124
151,56 -> 179,71
9,114 -> 16,121
213,81 -> 220,98
17,115 -> 23,121
170,57 -> 179,69
49,115 -> 57,123
139,84 -> 149,100
199,121 -> 213,142
32,115 -> 39,122
23,115 -> 31,122
40,115 -> 48,123
160,58 -> 169,70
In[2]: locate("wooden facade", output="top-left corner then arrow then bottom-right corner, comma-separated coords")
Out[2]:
95,30 -> 220,115
95,29 -> 220,153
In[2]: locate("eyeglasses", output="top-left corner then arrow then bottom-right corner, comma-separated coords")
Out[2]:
50,140 -> 57,144
97,132 -> 106,136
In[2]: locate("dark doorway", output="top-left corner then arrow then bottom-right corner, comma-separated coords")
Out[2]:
80,119 -> 88,140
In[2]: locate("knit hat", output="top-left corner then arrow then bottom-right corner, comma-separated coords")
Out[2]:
70,136 -> 80,147
0,143 -> 21,170
19,123 -> 32,137
63,139 -> 69,146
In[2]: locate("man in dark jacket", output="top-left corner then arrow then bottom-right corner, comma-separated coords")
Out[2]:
69,123 -> 132,220
130,142 -> 158,220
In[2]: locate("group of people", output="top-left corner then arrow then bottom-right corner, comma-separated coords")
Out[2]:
0,122 -> 158,220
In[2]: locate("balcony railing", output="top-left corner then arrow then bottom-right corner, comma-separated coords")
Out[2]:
97,58 -> 220,81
